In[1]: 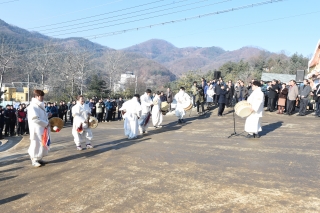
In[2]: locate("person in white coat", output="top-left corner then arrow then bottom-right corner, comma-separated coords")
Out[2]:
27,90 -> 51,167
120,94 -> 142,139
152,91 -> 163,128
175,87 -> 191,123
138,89 -> 153,134
245,80 -> 264,138
206,84 -> 214,107
72,95 -> 94,150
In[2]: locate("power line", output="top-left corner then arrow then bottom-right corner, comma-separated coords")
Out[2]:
9,9 -> 317,58
83,0 -> 286,39
169,10 -> 320,40
45,0 -> 230,35
0,0 -> 19,5
40,0 -> 123,21
30,0 -> 166,29
40,0 -> 212,33
4,0 -> 295,56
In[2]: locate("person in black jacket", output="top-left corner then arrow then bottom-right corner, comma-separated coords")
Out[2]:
266,80 -> 279,112
69,101 -> 76,125
226,81 -> 234,107
218,85 -> 229,116
314,83 -> 320,117
4,105 -> 16,136
0,106 -> 5,139
58,101 -> 68,122
214,81 -> 221,106
117,97 -> 124,121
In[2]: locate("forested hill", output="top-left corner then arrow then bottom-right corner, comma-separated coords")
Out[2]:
124,39 -> 273,76
0,19 -> 106,51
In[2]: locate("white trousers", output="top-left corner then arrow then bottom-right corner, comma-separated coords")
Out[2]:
28,139 -> 49,161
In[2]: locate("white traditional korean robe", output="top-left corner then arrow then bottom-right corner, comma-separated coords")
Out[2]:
72,102 -> 93,146
27,98 -> 50,161
245,87 -> 264,134
138,93 -> 153,132
152,95 -> 163,127
120,97 -> 142,139
175,90 -> 191,119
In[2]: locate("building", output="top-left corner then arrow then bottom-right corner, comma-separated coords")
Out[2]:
114,71 -> 136,92
261,73 -> 296,84
307,39 -> 320,78
1,83 -> 29,102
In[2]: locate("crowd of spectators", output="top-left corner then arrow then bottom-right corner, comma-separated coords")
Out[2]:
190,76 -> 318,117
0,97 -> 126,139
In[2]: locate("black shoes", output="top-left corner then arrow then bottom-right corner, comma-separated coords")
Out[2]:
246,134 -> 254,138
246,133 -> 260,138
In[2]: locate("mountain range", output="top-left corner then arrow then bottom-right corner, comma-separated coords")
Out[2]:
0,18 -> 273,85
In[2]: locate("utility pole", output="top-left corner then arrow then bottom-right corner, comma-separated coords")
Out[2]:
134,75 -> 137,94
41,74 -> 44,89
27,73 -> 30,103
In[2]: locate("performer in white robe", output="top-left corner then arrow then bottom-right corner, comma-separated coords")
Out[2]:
175,87 -> 191,123
152,92 -> 163,128
27,90 -> 51,167
245,80 -> 264,138
138,89 -> 153,134
72,95 -> 94,150
120,94 -> 142,139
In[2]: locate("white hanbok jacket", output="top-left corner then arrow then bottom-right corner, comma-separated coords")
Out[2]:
140,93 -> 152,114
245,87 -> 264,133
72,102 -> 93,144
120,97 -> 142,138
27,98 -> 50,160
175,90 -> 191,119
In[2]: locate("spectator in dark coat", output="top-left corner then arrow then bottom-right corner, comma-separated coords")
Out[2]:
214,81 -> 221,105
112,100 -> 117,121
166,88 -> 174,112
297,79 -> 312,116
218,85 -> 228,116
0,106 -> 5,139
117,97 -> 124,120
226,81 -> 235,107
235,81 -> 248,102
266,80 -> 279,112
69,101 -> 76,125
105,99 -> 113,122
89,99 -> 96,117
160,91 -> 167,102
4,105 -> 16,136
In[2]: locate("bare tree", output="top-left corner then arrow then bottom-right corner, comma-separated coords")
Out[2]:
102,50 -> 129,91
0,38 -> 17,88
27,41 -> 57,88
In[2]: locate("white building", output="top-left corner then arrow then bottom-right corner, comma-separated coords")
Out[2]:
114,71 -> 136,92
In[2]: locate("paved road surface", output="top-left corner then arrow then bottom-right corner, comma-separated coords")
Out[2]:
0,107 -> 319,212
